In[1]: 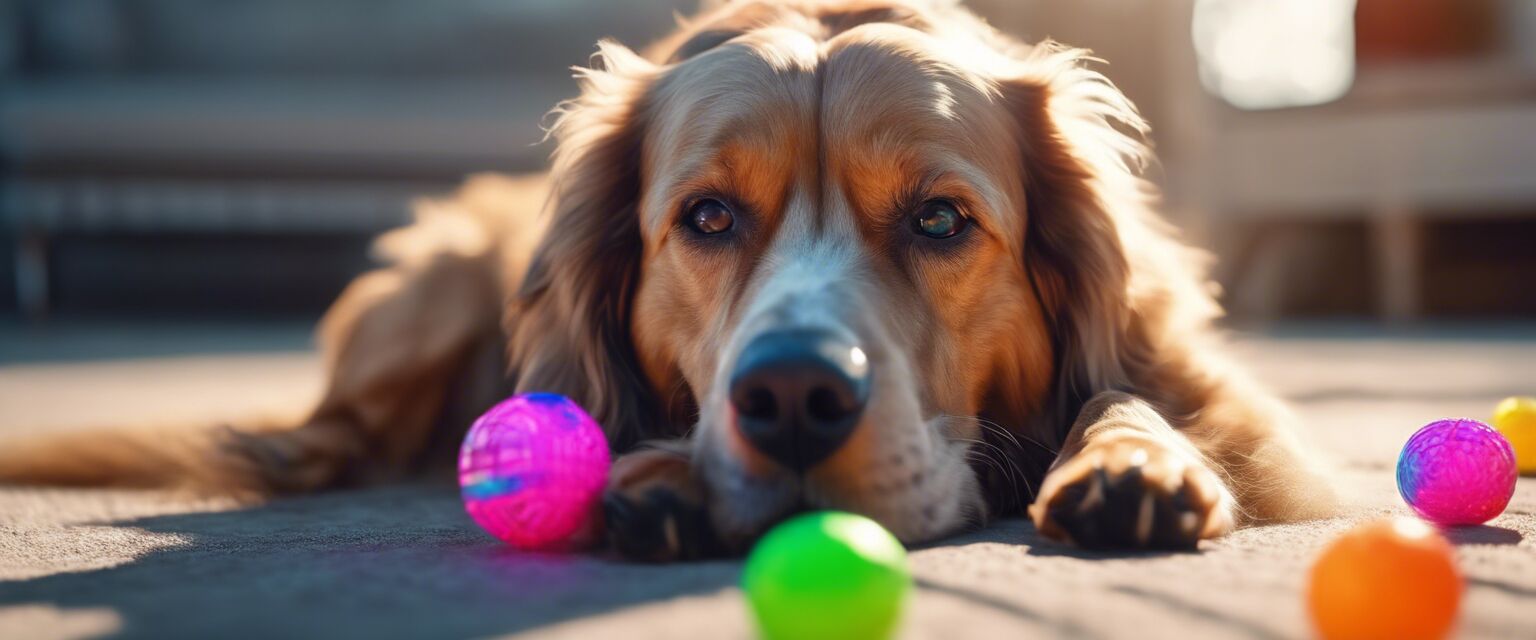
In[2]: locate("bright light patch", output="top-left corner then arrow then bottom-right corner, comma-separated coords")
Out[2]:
1391,516 -> 1434,541
1192,0 -> 1357,110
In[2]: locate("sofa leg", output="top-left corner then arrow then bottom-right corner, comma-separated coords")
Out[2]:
16,230 -> 50,322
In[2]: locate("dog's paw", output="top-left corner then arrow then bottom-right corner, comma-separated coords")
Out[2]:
604,444 -> 722,562
1028,434 -> 1234,550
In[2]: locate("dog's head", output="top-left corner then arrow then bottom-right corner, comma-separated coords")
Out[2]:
510,0 -> 1211,547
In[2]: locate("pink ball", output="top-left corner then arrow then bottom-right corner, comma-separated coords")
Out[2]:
459,393 -> 610,551
1397,418 -> 1517,526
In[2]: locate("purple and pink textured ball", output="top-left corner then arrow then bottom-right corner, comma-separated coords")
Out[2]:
459,392 -> 611,550
1397,418 -> 1516,526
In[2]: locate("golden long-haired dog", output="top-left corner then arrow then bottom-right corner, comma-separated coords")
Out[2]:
1,0 -> 1332,560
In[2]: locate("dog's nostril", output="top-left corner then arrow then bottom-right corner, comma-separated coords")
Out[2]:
740,387 -> 778,421
805,386 -> 847,423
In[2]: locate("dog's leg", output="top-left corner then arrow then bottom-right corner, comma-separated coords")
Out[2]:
1029,391 -> 1236,550
603,440 -> 722,562
224,176 -> 554,495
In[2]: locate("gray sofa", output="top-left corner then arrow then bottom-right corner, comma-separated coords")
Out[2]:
0,0 -> 692,317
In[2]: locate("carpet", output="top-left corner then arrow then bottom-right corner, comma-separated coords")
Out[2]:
2,327 -> 1534,639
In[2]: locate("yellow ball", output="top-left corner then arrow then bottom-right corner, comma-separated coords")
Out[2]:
1493,396 -> 1536,475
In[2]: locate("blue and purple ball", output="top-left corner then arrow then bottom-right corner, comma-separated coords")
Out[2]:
1397,418 -> 1516,526
459,393 -> 611,550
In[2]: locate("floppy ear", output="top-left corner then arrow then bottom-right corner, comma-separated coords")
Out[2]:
1002,43 -> 1216,422
507,42 -> 672,451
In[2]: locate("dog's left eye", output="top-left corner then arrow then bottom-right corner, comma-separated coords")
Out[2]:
685,198 -> 735,235
912,200 -> 967,239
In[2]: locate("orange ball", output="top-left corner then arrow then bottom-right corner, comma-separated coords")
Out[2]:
1308,518 -> 1462,640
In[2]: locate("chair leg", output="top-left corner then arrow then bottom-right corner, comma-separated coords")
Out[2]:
1371,208 -> 1420,323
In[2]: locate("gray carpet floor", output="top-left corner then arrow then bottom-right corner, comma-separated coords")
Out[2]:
2,325 -> 1534,639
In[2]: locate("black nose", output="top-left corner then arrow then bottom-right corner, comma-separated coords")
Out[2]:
729,329 -> 871,471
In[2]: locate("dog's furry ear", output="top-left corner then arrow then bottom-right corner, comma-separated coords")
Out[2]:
1002,43 -> 1218,423
508,42 -> 668,451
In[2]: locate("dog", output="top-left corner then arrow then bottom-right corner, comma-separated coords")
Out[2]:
0,0 -> 1333,560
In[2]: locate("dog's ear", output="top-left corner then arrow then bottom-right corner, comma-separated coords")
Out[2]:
508,42 -> 669,451
1001,43 -> 1218,423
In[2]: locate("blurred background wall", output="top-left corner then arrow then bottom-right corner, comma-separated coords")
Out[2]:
2,0 -> 1534,324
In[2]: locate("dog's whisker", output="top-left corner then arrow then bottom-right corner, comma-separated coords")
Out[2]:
666,377 -> 693,420
952,415 -> 1047,504
961,449 -> 1013,498
950,434 -> 1033,507
935,415 -> 1012,486
973,415 -> 1060,458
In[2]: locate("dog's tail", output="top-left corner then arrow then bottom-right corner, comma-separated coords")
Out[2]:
0,422 -> 274,494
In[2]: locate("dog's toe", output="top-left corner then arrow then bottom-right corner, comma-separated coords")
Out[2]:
604,486 -> 720,561
604,444 -> 721,562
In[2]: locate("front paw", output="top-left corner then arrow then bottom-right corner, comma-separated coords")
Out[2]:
1028,434 -> 1233,550
603,444 -> 722,562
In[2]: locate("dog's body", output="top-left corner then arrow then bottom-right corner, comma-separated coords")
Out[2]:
1,0 -> 1332,559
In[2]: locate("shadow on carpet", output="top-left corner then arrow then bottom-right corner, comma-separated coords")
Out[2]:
0,484 -> 740,639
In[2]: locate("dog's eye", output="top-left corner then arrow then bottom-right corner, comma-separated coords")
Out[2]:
686,198 -> 735,235
912,200 -> 967,239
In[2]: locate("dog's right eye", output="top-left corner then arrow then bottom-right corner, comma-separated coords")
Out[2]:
685,199 -> 735,235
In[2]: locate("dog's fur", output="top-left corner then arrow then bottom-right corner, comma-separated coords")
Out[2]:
0,0 -> 1333,558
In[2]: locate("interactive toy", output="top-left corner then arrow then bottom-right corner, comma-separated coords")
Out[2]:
1308,517 -> 1461,640
1493,396 -> 1536,474
458,392 -> 610,551
742,511 -> 910,640
1397,418 -> 1516,525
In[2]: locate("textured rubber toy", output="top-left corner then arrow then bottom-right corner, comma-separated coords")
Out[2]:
1397,418 -> 1516,525
459,393 -> 610,551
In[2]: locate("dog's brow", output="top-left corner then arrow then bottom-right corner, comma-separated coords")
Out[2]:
821,7 -> 928,35
669,29 -> 744,63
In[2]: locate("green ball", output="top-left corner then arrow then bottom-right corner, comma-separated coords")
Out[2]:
742,511 -> 911,640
